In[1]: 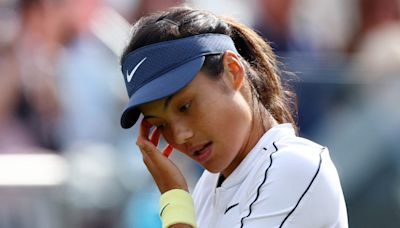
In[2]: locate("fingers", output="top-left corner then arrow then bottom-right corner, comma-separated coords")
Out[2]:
137,139 -> 167,174
138,119 -> 168,150
138,137 -> 170,173
136,120 -> 187,193
138,119 -> 152,145
138,120 -> 160,146
138,140 -> 186,193
137,120 -> 165,158
137,119 -> 173,160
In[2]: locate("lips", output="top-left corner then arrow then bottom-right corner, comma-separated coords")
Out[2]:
190,142 -> 213,163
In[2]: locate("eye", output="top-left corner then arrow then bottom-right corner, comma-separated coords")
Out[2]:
146,120 -> 165,129
179,101 -> 191,113
155,123 -> 165,129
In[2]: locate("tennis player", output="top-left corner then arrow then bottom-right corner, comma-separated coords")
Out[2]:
119,7 -> 348,228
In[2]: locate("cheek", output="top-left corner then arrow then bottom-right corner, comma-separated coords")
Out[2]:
160,130 -> 173,145
212,115 -> 247,145
160,130 -> 186,152
208,98 -> 252,148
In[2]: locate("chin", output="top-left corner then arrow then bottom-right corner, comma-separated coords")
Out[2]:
201,163 -> 225,174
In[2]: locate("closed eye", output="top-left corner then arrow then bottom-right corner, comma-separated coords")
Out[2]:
155,124 -> 165,129
179,101 -> 191,113
144,119 -> 165,129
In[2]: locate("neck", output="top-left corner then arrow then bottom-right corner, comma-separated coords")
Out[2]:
222,106 -> 276,177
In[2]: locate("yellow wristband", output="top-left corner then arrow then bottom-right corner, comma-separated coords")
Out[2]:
160,189 -> 197,228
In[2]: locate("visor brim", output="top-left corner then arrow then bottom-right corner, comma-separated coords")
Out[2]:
120,56 -> 205,128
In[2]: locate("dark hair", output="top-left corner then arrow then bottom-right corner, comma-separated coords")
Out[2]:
121,7 -> 297,132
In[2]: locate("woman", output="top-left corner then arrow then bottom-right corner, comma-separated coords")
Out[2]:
119,7 -> 348,228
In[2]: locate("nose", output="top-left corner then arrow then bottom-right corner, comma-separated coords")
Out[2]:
170,121 -> 194,145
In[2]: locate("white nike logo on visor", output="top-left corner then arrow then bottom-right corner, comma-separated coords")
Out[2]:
126,57 -> 147,82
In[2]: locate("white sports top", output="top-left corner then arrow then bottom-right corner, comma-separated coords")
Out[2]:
192,124 -> 348,228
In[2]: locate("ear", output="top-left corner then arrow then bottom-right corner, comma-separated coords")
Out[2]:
222,50 -> 245,91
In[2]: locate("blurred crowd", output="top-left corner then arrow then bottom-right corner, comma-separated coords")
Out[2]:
0,0 -> 399,227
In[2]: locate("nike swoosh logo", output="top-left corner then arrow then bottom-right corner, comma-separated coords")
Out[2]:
160,203 -> 170,217
126,57 -> 147,82
224,203 -> 239,214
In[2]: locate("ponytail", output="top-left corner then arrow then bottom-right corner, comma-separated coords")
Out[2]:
223,18 -> 297,132
121,7 -> 297,132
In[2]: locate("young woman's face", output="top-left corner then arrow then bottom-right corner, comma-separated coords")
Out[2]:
139,70 -> 256,176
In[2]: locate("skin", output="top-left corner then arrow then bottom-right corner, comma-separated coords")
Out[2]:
136,51 -> 274,227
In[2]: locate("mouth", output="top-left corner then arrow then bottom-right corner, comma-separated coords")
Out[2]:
191,142 -> 213,163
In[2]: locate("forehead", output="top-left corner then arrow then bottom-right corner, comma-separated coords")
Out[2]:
139,96 -> 167,114
138,71 -> 216,114
138,72 -> 199,112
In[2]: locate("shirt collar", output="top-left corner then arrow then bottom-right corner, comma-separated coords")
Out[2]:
219,123 -> 295,189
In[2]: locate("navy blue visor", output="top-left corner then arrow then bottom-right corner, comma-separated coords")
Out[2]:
120,33 -> 239,128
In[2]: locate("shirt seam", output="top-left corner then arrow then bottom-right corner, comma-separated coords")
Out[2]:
239,141 -> 279,228
279,147 -> 325,228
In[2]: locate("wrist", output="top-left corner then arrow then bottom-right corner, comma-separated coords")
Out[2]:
160,189 -> 197,228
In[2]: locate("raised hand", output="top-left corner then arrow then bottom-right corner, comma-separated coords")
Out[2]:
136,120 -> 188,193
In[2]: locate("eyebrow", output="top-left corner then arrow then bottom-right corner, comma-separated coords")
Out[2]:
164,95 -> 174,111
142,94 -> 175,120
